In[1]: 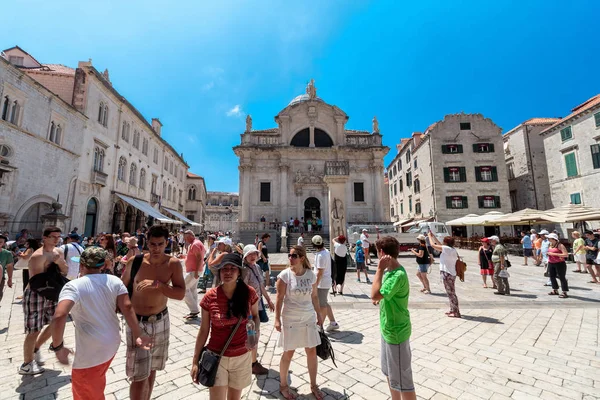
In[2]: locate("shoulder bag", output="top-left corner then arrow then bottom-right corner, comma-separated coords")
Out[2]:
482,248 -> 494,271
248,265 -> 269,323
126,255 -> 145,299
454,248 -> 467,282
197,317 -> 243,387
316,326 -> 337,367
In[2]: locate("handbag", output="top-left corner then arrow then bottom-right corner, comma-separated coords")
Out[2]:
28,262 -> 69,302
498,269 -> 510,278
454,249 -> 467,282
316,326 -> 337,367
482,249 -> 494,270
197,317 -> 243,387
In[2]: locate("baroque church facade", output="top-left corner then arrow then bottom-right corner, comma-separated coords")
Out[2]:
234,80 -> 389,238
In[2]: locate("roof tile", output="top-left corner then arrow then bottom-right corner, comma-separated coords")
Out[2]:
541,94 -> 600,134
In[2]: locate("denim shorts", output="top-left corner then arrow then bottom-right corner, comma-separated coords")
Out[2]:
417,264 -> 429,273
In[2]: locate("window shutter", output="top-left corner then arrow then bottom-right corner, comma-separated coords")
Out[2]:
457,144 -> 463,153
459,167 -> 467,182
441,145 -> 448,154
591,145 -> 600,169
491,166 -> 498,181
478,196 -> 484,208
473,144 -> 479,153
595,113 -> 600,127
565,153 -> 578,177
570,193 -> 576,204
446,197 -> 452,209
495,196 -> 501,208
489,143 -> 495,152
443,168 -> 450,182
462,196 -> 469,208
475,167 -> 481,182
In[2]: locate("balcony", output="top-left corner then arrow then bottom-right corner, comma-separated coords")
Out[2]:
325,161 -> 349,176
92,169 -> 108,186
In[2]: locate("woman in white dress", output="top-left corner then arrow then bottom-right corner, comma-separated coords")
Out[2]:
275,245 -> 324,400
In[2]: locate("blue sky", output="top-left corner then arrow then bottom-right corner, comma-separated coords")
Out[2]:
4,0 -> 600,192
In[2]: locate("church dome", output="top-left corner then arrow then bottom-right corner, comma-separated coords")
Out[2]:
288,93 -> 324,106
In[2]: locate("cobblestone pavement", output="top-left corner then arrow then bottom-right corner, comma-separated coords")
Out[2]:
1,250 -> 599,400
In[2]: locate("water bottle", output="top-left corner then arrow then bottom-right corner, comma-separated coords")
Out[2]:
245,315 -> 257,349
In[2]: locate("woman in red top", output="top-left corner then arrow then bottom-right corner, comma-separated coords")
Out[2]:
546,233 -> 569,298
191,253 -> 259,399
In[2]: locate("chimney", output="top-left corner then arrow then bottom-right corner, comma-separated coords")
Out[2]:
152,118 -> 163,136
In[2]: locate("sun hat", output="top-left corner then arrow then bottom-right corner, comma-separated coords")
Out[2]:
72,247 -> 107,268
216,253 -> 243,270
242,244 -> 260,260
216,237 -> 233,246
311,235 -> 324,245
488,235 -> 500,242
362,229 -> 368,232
539,230 -> 549,235
547,233 -> 559,241
416,234 -> 426,241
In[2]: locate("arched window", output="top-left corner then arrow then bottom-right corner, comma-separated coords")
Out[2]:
10,100 -> 20,125
162,182 -> 167,198
103,105 -> 109,126
142,138 -> 148,155
2,96 -> 10,121
133,130 -> 140,149
93,147 -> 105,172
167,185 -> 172,200
98,102 -> 104,123
173,187 -> 177,202
118,157 -> 127,181
188,186 -> 196,200
164,156 -> 168,171
139,168 -> 146,189
129,163 -> 137,185
49,122 -> 56,143
55,124 -> 62,145
290,128 -> 333,147
122,121 -> 129,142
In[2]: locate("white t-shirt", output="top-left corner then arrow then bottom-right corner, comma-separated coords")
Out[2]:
439,245 -> 458,276
278,268 -> 316,317
360,233 -> 370,248
314,249 -> 332,289
334,242 -> 347,258
297,236 -> 304,246
58,274 -> 128,369
61,243 -> 84,279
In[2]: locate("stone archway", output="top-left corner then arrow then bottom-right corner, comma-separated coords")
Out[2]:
18,202 -> 52,238
125,206 -> 135,233
84,198 -> 98,238
304,197 -> 321,221
112,203 -> 125,233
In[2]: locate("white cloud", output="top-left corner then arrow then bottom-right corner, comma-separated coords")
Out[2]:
226,105 -> 244,117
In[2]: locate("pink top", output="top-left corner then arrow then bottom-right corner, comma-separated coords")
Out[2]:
184,239 -> 206,273
547,247 -> 563,264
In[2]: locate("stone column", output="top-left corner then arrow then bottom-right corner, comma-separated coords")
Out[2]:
309,125 -> 315,148
323,176 -> 349,244
279,163 -> 289,223
371,163 -> 385,222
239,165 -> 251,222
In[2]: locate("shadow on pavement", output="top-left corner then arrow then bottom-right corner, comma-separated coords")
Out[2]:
329,330 -> 364,344
506,294 -> 537,299
0,327 -> 7,335
567,295 -> 600,303
340,293 -> 370,300
16,369 -> 70,397
461,315 -> 504,324
568,286 -> 593,291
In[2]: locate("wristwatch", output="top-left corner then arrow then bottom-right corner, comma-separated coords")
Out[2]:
49,342 -> 64,352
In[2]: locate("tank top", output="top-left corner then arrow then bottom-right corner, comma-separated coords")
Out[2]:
260,240 -> 269,260
548,247 -> 563,264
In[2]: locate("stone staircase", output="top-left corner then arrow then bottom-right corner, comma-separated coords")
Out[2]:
287,232 -> 330,252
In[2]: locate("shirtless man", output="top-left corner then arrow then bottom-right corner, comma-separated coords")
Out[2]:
20,226 -> 68,375
122,225 -> 185,400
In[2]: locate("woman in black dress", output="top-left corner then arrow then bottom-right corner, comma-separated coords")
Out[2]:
478,238 -> 495,288
332,235 -> 348,295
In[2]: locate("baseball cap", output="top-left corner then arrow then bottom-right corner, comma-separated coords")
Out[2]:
488,235 -> 500,242
216,237 -> 233,246
216,253 -> 243,270
481,238 -> 490,242
362,229 -> 368,232
68,232 -> 80,240
311,235 -> 323,245
72,247 -> 107,268
547,233 -> 559,241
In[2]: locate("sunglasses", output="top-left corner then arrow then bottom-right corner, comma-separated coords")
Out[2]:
287,253 -> 299,259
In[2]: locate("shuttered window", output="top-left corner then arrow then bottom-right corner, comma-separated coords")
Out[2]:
595,112 -> 600,128
446,196 -> 468,209
560,126 -> 573,142
475,166 -> 498,182
444,167 -> 467,182
441,144 -> 463,154
570,193 -> 581,205
564,152 -> 578,177
591,145 -> 600,169
478,196 -> 501,208
260,182 -> 271,202
473,143 -> 495,153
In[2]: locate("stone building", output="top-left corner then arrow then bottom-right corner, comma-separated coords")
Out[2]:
204,192 -> 239,233
233,80 -> 389,243
184,172 -> 207,232
503,118 -> 560,211
1,46 -> 190,237
541,94 -> 600,223
387,113 -> 511,236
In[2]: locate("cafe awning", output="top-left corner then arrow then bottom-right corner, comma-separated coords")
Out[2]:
401,217 -> 433,228
162,207 -> 201,227
116,194 -> 181,224
393,218 -> 413,227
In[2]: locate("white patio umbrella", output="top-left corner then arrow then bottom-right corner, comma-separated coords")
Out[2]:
446,214 -> 480,226
483,208 -> 551,226
541,205 -> 600,223
467,211 -> 506,225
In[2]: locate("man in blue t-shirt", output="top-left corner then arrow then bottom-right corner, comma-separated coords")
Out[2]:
521,231 -> 533,266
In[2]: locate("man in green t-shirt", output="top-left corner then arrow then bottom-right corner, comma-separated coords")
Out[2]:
0,235 -> 14,303
371,236 -> 416,400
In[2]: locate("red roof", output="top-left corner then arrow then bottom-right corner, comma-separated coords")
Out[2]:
541,94 -> 600,134
187,172 -> 203,178
523,118 -> 561,125
27,64 -> 75,75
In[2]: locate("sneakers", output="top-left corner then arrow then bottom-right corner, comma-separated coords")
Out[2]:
357,279 -> 361,282
366,279 -> 371,284
18,361 -> 44,375
251,361 -> 269,375
34,349 -> 45,366
325,322 -> 340,332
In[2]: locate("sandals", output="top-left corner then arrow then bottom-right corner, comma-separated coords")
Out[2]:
559,293 -> 568,298
548,290 -> 558,295
184,313 -> 199,320
482,284 -> 488,288
447,312 -> 461,318
423,290 -> 431,294
280,385 -> 298,400
311,385 -> 325,400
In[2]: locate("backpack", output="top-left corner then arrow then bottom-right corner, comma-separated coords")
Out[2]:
63,243 -> 82,261
127,255 -> 144,299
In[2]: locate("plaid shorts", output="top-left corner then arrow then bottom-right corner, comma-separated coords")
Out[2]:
126,312 -> 170,381
23,288 -> 57,334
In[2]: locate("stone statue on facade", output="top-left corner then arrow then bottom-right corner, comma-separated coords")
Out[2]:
306,79 -> 317,99
246,115 -> 252,132
295,169 -> 303,183
330,198 -> 345,237
308,164 -> 316,177
372,116 -> 379,133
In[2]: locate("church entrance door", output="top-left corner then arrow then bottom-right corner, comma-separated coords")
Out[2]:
304,197 -> 321,221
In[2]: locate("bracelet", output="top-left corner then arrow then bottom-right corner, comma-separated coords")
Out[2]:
49,342 -> 64,352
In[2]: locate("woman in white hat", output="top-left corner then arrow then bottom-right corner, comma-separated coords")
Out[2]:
242,244 -> 275,375
546,233 -> 569,298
